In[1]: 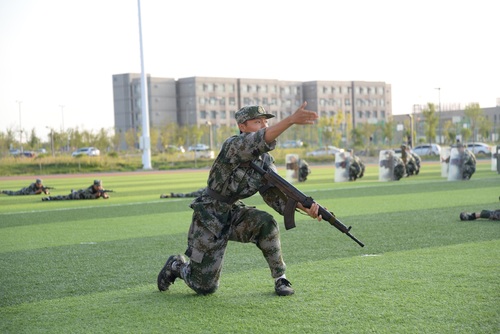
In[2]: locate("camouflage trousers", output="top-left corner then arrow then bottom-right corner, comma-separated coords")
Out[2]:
462,165 -> 476,179
180,202 -> 285,295
480,210 -> 500,220
44,191 -> 93,200
2,189 -> 34,196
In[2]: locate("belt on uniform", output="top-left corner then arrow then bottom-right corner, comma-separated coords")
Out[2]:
206,188 -> 238,205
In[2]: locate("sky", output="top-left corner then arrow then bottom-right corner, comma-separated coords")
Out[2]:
1,0 -> 498,141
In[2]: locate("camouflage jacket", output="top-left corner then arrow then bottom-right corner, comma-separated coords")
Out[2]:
73,185 -> 102,199
190,128 -> 287,236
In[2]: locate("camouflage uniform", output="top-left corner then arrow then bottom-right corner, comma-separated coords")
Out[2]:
393,156 -> 405,180
480,210 -> 500,220
459,149 -> 476,180
406,152 -> 420,176
460,210 -> 500,221
177,128 -> 288,294
297,159 -> 311,182
379,153 -> 405,181
348,155 -> 365,181
42,180 -> 108,200
162,188 -> 205,198
2,179 -> 48,196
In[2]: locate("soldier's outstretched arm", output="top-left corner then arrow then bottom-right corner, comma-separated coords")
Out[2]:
264,102 -> 318,144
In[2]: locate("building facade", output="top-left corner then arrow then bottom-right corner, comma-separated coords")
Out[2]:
112,74 -> 393,148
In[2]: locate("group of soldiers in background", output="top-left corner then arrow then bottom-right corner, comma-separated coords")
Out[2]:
1,142 -> 480,201
379,144 -> 421,181
1,179 -> 112,201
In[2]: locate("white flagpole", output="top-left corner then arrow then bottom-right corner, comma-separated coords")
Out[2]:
137,0 -> 152,169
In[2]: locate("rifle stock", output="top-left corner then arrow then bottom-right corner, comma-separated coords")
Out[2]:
250,161 -> 364,247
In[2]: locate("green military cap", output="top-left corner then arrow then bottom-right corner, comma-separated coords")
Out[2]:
235,106 -> 275,124
36,179 -> 42,184
94,179 -> 102,186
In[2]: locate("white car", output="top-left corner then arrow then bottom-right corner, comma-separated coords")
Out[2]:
465,142 -> 491,155
412,144 -> 441,156
188,144 -> 210,151
72,147 -> 100,157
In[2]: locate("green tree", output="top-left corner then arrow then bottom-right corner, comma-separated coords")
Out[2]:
464,103 -> 484,142
422,103 -> 439,144
382,120 -> 394,147
125,128 -> 137,151
442,120 -> 456,145
27,128 -> 40,150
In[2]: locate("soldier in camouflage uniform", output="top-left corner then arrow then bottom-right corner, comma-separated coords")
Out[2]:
158,102 -> 322,296
460,210 -> 500,221
1,179 -> 51,196
42,180 -> 110,201
160,188 -> 205,198
444,143 -> 476,180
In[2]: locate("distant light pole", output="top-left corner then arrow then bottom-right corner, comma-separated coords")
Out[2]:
435,87 -> 441,144
206,121 -> 213,149
46,126 -> 55,157
16,100 -> 23,153
59,105 -> 65,132
59,105 -> 67,151
407,114 -> 414,148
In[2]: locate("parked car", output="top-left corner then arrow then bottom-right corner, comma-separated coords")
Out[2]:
194,149 -> 215,159
188,144 -> 210,151
9,149 -> 36,157
165,145 -> 185,153
465,142 -> 491,155
412,144 -> 441,156
306,146 -> 342,157
22,151 -> 37,158
72,147 -> 100,157
9,149 -> 21,156
281,140 -> 303,148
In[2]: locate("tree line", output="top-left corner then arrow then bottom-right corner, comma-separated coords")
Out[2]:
0,103 -> 493,156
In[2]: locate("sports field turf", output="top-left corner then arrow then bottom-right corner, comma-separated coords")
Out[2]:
1,160 -> 498,333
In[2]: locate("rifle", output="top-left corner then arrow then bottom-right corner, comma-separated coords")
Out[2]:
100,189 -> 114,193
43,186 -> 55,190
250,161 -> 364,247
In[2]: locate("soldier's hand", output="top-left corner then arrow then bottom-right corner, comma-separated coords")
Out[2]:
44,191 -> 50,195
299,202 -> 323,221
103,194 -> 109,199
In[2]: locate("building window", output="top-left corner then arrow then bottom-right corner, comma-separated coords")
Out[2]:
345,98 -> 350,106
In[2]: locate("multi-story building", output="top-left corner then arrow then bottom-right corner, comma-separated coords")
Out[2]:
113,73 -> 177,135
112,74 -> 393,148
114,74 -> 392,127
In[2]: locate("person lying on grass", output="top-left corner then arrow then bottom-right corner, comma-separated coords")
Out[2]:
42,180 -> 110,201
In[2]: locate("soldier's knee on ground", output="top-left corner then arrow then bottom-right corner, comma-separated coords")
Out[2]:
192,284 -> 218,295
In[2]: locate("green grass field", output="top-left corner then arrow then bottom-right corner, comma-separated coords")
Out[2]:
1,161 -> 499,333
